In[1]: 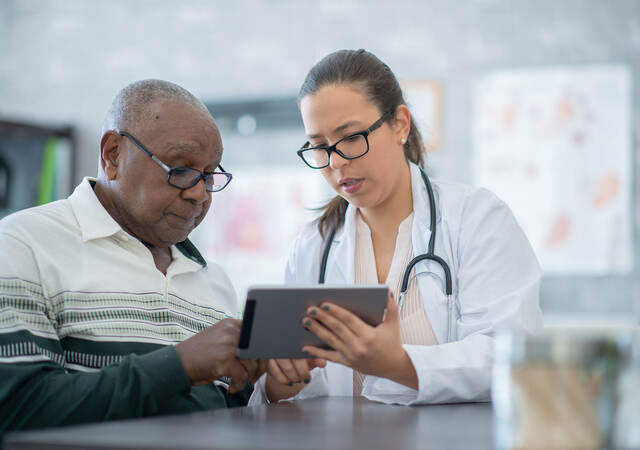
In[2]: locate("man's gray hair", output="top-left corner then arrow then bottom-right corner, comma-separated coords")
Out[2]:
102,79 -> 212,135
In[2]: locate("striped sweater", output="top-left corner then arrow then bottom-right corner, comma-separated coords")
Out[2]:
0,178 -> 249,432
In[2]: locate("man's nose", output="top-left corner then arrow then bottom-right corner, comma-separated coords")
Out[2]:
181,177 -> 209,204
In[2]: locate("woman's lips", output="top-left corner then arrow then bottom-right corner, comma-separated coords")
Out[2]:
339,178 -> 364,194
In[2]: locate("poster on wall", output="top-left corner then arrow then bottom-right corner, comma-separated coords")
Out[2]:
474,66 -> 632,275
190,167 -> 327,307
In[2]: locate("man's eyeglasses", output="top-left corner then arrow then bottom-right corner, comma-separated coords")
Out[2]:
297,115 -> 387,169
118,131 -> 232,192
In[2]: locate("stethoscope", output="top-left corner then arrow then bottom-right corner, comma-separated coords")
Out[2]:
318,168 -> 455,343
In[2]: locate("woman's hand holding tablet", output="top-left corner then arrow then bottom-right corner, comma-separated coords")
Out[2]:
300,292 -> 418,390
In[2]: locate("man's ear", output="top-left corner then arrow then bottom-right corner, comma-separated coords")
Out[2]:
100,131 -> 122,180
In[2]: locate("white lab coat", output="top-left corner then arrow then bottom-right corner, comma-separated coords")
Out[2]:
250,162 -> 543,405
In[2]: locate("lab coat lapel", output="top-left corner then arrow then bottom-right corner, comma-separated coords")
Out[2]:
324,206 -> 357,395
326,204 -> 357,284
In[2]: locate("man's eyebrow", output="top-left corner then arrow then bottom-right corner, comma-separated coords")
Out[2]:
164,144 -> 223,168
307,120 -> 362,139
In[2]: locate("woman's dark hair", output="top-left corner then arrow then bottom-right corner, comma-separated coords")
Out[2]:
298,49 -> 426,239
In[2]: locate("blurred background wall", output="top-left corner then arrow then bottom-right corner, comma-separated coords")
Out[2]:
0,0 -> 638,322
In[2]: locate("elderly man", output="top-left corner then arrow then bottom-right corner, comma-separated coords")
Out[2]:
0,79 -> 264,431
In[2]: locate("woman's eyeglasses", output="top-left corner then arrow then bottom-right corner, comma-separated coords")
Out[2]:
296,115 -> 387,169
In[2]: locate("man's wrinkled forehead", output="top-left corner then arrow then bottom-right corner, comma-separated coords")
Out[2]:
137,100 -> 223,160
137,100 -> 217,137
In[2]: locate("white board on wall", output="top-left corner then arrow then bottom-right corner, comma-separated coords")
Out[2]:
474,66 -> 633,275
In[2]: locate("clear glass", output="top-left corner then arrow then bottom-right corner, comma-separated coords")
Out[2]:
493,330 -> 631,450
613,331 -> 640,449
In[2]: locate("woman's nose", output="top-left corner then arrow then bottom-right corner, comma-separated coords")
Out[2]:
328,151 -> 349,170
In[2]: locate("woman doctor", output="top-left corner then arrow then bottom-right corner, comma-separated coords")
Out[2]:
251,49 -> 543,405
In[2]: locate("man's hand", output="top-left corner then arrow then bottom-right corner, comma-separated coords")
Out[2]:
264,358 -> 326,402
266,358 -> 326,386
175,318 -> 266,393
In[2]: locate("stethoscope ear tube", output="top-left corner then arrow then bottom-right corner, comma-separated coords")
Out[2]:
400,253 -> 453,297
318,226 -> 338,284
447,294 -> 454,343
399,253 -> 454,344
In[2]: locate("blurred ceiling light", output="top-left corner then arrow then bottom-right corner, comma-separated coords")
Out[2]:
237,114 -> 257,136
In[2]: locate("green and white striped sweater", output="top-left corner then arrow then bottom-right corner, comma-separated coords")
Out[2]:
0,178 -> 249,432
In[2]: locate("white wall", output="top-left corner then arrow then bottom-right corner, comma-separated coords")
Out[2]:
1,0 -> 639,317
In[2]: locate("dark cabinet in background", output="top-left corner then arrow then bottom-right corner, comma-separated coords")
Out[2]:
0,120 -> 75,218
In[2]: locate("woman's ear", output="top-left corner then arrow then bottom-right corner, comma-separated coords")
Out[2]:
99,131 -> 122,180
393,104 -> 411,145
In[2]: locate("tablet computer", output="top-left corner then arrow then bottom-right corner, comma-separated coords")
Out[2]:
236,285 -> 388,359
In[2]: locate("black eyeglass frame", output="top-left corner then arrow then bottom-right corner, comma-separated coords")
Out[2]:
297,114 -> 388,169
118,131 -> 232,192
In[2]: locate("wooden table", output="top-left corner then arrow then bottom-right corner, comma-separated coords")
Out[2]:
4,397 -> 493,449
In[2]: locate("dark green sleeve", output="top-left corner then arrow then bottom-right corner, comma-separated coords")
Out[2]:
153,381 -> 253,416
0,344 -> 196,431
226,383 -> 254,408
